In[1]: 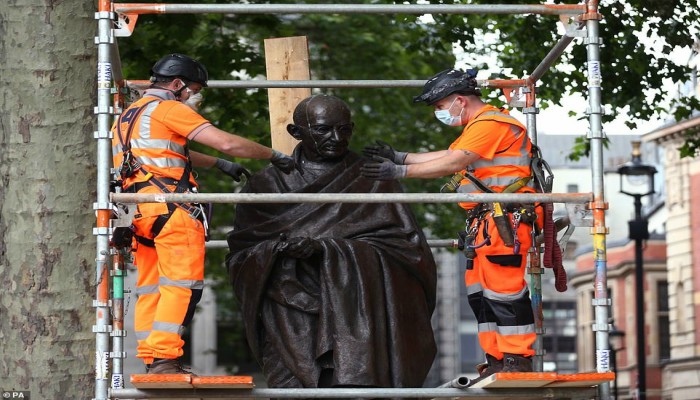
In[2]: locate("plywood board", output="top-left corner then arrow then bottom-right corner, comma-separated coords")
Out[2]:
264,36 -> 311,155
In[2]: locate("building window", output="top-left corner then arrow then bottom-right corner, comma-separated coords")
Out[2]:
657,280 -> 670,362
566,184 -> 579,193
543,300 -> 577,373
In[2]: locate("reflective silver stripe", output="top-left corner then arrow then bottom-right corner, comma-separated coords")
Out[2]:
478,322 -> 536,335
130,138 -> 187,155
498,323 -> 536,336
137,156 -> 188,168
159,277 -> 205,290
466,283 -> 483,296
472,155 -> 530,168
135,330 -> 150,341
137,101 -> 160,140
478,322 -> 498,333
476,111 -> 524,126
152,321 -> 182,334
483,286 -> 529,302
134,284 -> 159,296
456,175 -> 528,193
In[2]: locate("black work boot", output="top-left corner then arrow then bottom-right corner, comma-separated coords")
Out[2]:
468,354 -> 503,386
501,353 -> 533,373
147,358 -> 195,375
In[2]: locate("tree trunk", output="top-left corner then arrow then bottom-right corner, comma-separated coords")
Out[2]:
0,1 -> 97,397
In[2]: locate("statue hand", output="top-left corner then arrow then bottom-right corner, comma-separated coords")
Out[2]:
362,140 -> 408,164
278,236 -> 320,259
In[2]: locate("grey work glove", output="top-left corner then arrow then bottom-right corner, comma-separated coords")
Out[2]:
362,140 -> 408,164
270,149 -> 298,174
360,155 -> 408,180
276,236 -> 321,259
215,158 -> 251,182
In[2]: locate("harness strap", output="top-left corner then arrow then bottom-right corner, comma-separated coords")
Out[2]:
116,99 -> 160,152
116,99 -> 201,245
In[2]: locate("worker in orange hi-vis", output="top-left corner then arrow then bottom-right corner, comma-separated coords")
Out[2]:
361,68 -> 539,386
110,53 -> 297,375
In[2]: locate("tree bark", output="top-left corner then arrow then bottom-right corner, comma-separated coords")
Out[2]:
0,0 -> 97,397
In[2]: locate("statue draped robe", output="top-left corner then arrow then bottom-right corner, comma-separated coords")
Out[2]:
226,149 -> 437,388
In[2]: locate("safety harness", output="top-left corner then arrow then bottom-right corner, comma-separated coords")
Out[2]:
449,143 -> 568,292
114,98 -> 208,248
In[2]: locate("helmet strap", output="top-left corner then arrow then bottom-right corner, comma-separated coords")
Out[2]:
171,79 -> 188,99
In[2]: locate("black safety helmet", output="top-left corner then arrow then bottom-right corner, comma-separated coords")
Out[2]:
413,68 -> 480,105
150,53 -> 209,87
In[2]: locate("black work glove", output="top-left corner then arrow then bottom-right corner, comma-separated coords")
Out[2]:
270,149 -> 298,174
215,158 -> 251,182
360,156 -> 408,180
362,140 -> 408,164
111,226 -> 134,248
276,236 -> 321,259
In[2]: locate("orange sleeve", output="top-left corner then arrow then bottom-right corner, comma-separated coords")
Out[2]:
449,120 -> 512,160
153,100 -> 211,139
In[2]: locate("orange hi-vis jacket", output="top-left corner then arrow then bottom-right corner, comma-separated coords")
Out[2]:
454,105 -> 537,359
111,89 -> 212,189
110,89 -> 209,363
450,105 -> 534,211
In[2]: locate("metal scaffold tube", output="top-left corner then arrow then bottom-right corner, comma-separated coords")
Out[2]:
114,3 -> 585,16
111,191 -> 592,205
95,1 -> 116,399
126,78 -> 528,90
205,239 -> 458,249
583,0 -> 612,399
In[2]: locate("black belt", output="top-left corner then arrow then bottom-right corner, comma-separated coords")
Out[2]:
129,177 -> 183,193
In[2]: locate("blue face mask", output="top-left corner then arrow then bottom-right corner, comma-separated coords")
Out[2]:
434,97 -> 464,126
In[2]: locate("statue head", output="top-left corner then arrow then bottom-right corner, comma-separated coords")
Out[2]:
287,95 -> 354,162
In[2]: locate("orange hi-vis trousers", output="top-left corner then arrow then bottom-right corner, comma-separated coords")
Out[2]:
464,212 -> 536,360
131,186 -> 205,364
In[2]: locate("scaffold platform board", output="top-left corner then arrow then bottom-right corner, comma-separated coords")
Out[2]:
130,374 -> 255,389
469,372 -> 557,388
469,371 -> 613,389
544,371 -> 615,387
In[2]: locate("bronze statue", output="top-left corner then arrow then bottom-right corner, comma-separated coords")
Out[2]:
225,95 -> 437,390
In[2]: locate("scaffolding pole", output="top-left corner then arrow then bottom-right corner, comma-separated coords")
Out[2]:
582,1 -> 612,400
95,1 -> 117,399
114,3 -> 585,16
94,2 -> 610,399
111,191 -> 592,205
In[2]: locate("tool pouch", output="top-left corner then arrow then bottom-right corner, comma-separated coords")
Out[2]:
491,203 -> 515,247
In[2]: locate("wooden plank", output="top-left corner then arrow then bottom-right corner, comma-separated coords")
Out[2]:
469,372 -> 558,388
130,373 -> 192,389
545,371 -> 615,387
191,375 -> 255,389
264,36 -> 311,155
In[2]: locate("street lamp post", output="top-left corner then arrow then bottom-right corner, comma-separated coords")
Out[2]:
617,140 -> 657,400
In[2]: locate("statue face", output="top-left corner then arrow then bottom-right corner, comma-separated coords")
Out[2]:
298,97 -> 354,161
